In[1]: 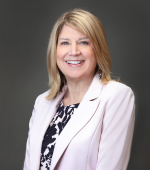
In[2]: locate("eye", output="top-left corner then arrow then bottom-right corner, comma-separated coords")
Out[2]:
61,42 -> 69,45
80,41 -> 89,45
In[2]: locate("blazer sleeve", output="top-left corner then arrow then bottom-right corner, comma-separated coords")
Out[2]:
23,95 -> 40,170
96,84 -> 135,170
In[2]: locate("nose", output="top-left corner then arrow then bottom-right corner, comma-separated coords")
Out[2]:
68,43 -> 81,56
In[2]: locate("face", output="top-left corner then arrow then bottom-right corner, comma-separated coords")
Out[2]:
56,25 -> 97,82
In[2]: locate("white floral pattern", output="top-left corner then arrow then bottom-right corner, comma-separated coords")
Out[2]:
40,100 -> 79,170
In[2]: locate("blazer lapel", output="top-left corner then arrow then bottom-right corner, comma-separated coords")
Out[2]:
30,86 -> 67,170
51,74 -> 103,170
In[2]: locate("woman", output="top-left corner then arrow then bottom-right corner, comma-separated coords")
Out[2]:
23,9 -> 135,170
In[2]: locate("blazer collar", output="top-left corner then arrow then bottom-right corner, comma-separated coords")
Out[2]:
83,74 -> 103,101
50,74 -> 103,170
30,86 -> 67,170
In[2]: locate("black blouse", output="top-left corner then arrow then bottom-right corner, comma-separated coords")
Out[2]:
40,99 -> 80,170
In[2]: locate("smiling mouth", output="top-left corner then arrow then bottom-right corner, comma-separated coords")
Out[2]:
66,60 -> 84,65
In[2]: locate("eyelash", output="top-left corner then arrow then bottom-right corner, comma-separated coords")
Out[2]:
60,41 -> 89,45
61,42 -> 69,45
80,41 -> 89,45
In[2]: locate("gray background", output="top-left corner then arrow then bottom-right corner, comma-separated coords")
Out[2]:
0,0 -> 150,169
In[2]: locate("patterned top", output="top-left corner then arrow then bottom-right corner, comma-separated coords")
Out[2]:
40,99 -> 80,170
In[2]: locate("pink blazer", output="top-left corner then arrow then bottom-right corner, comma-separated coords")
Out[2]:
23,74 -> 135,170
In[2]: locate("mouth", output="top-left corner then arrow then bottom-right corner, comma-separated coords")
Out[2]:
66,60 -> 85,65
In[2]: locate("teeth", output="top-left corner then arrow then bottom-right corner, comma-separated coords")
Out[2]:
66,61 -> 83,64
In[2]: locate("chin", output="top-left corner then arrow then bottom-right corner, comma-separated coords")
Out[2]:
66,74 -> 84,80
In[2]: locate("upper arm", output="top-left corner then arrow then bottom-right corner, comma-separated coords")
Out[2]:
23,95 -> 40,170
96,83 -> 135,170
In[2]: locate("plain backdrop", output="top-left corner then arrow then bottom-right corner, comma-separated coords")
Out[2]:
0,0 -> 150,169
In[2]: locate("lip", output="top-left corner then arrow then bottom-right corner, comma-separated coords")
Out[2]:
65,60 -> 85,67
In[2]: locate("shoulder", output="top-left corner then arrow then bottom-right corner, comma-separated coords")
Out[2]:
100,81 -> 135,120
101,81 -> 134,101
30,90 -> 51,121
34,90 -> 51,106
104,80 -> 133,94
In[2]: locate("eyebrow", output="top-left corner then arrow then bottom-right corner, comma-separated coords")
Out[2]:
58,37 -> 89,41
59,38 -> 70,41
79,37 -> 89,40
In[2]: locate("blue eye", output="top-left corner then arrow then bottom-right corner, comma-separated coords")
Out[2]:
62,42 -> 69,45
80,41 -> 89,45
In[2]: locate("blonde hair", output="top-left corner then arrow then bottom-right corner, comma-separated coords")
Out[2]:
46,8 -> 111,100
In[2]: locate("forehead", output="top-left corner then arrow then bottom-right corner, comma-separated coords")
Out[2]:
58,25 -> 87,39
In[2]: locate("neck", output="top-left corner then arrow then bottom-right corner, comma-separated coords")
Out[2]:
63,74 -> 94,106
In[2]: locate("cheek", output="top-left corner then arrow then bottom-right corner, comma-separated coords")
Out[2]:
56,49 -> 62,60
56,51 -> 65,71
56,57 -> 62,70
87,50 -> 97,69
56,46 -> 68,60
84,49 -> 96,62
82,47 -> 94,57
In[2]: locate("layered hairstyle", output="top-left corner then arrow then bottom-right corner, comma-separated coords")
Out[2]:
46,8 -> 111,100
